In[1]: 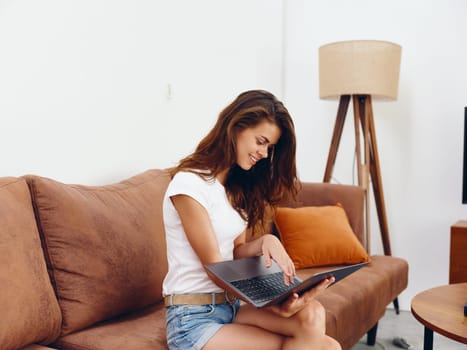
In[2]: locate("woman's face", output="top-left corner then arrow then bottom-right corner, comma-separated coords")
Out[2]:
235,120 -> 281,171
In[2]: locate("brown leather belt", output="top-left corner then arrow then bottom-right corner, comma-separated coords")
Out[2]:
164,292 -> 235,307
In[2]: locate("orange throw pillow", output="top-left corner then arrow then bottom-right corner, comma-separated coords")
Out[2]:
274,204 -> 370,268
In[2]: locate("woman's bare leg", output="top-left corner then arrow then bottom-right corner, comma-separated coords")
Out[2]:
203,300 -> 341,350
203,323 -> 284,350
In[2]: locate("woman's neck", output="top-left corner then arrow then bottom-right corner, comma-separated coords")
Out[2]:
216,169 -> 229,186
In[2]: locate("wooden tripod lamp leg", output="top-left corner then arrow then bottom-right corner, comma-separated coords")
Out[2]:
365,98 -> 398,312
356,97 -> 392,256
366,100 -> 392,256
353,95 -> 372,252
323,95 -> 351,182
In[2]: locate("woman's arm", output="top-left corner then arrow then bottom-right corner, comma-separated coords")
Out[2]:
232,231 -> 262,258
171,194 -> 222,265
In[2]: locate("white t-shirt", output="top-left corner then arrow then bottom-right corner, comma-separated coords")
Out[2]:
162,171 -> 247,295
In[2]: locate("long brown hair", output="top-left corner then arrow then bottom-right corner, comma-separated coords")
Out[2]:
170,90 -> 299,230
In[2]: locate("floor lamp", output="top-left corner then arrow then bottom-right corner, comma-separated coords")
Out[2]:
319,40 -> 402,257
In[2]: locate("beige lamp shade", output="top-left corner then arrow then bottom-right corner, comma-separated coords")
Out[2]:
319,40 -> 402,100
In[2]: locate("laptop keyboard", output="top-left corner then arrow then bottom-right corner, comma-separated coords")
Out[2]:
231,272 -> 301,304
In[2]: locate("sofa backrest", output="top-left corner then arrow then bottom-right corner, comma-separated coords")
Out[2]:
0,177 -> 62,350
24,169 -> 171,336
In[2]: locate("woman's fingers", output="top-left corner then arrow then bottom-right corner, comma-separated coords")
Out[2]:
261,235 -> 296,285
283,259 -> 295,285
263,253 -> 272,268
268,276 -> 336,318
269,293 -> 300,317
274,256 -> 294,285
301,277 -> 335,302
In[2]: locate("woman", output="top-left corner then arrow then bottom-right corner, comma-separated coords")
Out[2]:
162,90 -> 341,350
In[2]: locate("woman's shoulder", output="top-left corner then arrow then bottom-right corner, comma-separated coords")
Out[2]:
167,170 -> 221,203
171,170 -> 215,186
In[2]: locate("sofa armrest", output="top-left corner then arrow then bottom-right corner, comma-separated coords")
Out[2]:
293,182 -> 365,244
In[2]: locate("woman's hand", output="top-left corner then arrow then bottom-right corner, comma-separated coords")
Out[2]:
261,234 -> 296,285
268,276 -> 335,318
234,233 -> 296,285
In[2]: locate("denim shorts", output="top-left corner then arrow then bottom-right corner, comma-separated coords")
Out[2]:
166,300 -> 240,350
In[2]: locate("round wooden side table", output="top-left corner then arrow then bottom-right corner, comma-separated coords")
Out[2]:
411,283 -> 467,350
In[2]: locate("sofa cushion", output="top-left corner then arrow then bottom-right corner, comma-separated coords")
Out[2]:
274,204 -> 369,268
25,169 -> 171,336
0,177 -> 61,350
295,182 -> 365,243
52,303 -> 167,350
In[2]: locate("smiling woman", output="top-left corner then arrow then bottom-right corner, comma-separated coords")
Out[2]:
168,90 -> 298,230
162,90 -> 342,350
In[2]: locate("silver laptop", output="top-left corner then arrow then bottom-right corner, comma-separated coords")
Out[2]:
204,256 -> 368,308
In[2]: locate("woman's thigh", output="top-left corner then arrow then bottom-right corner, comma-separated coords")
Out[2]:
203,322 -> 284,350
234,303 -> 303,336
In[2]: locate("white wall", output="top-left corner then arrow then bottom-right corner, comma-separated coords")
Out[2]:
284,0 -> 467,311
0,0 -> 284,184
1,0 -> 466,312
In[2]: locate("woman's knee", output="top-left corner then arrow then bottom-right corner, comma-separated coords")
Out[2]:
296,300 -> 326,331
324,335 -> 342,350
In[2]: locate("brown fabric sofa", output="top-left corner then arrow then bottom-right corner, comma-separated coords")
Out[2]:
0,169 -> 408,350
